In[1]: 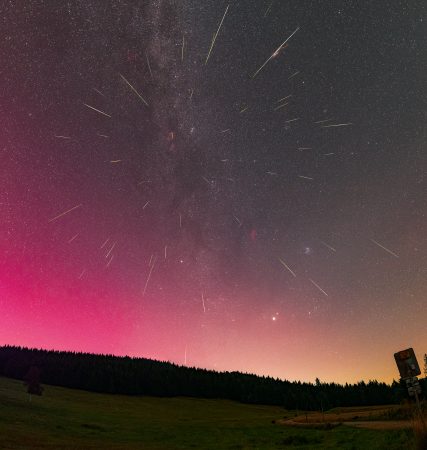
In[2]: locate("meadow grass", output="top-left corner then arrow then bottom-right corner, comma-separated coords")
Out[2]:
0,376 -> 414,449
412,416 -> 427,450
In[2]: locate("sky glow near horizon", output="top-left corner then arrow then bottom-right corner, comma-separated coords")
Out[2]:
0,1 -> 425,384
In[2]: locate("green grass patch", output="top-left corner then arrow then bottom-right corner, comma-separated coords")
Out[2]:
0,376 -> 415,449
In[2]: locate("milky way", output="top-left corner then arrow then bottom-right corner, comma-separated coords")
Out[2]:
1,0 -> 425,383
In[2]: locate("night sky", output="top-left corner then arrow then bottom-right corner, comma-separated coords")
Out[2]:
1,1 -> 425,384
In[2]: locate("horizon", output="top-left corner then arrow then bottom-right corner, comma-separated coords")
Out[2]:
1,1 -> 424,387
0,343 -> 411,386
0,343 -> 405,386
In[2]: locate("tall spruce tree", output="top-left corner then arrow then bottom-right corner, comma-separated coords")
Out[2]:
24,366 -> 43,401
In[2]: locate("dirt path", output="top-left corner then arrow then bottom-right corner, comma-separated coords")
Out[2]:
343,420 -> 412,430
279,406 -> 420,430
280,418 -> 412,430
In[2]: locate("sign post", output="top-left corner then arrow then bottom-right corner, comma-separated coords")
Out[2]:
394,348 -> 421,379
394,348 -> 425,429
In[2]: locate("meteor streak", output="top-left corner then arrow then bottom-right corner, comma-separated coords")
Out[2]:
278,258 -> 296,277
274,102 -> 288,111
205,4 -> 230,65
251,27 -> 300,78
83,103 -> 111,118
370,239 -> 399,258
143,256 -> 156,297
48,204 -> 82,223
320,240 -> 336,252
321,123 -> 352,128
105,242 -> 116,258
145,53 -> 153,78
119,73 -> 149,106
181,35 -> 185,61
309,279 -> 328,296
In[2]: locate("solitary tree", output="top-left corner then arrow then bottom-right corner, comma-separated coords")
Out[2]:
23,366 -> 43,401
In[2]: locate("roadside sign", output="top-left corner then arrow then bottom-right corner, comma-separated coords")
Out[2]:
407,384 -> 422,396
395,350 -> 427,430
394,348 -> 421,379
408,386 -> 422,396
406,377 -> 422,396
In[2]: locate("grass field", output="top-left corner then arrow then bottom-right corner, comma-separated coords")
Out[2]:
0,376 -> 415,449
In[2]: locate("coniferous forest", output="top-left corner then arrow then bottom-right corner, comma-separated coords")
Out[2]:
0,345 -> 419,410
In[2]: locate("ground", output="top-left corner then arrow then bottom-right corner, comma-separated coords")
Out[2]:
0,376 -> 416,449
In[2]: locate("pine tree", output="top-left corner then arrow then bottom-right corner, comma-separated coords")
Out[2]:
24,366 -> 43,401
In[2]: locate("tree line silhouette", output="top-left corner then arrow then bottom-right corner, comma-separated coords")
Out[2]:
0,345 -> 421,410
